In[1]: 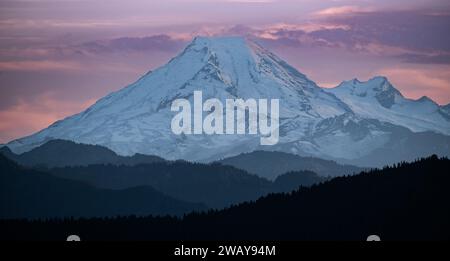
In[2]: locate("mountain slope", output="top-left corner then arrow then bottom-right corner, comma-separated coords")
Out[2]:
218,151 -> 364,179
48,161 -> 325,209
0,139 -> 164,168
0,155 -> 205,219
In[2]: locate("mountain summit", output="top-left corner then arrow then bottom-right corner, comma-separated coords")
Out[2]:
5,36 -> 450,166
327,76 -> 449,134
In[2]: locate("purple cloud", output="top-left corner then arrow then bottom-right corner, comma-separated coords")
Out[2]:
77,35 -> 186,54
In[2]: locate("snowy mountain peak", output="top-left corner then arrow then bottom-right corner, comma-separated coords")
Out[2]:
416,95 -> 436,104
180,36 -> 317,93
335,76 -> 403,108
327,76 -> 450,135
6,36 -> 348,158
340,76 -> 390,88
4,36 -> 450,164
77,36 -> 323,119
349,78 -> 361,84
190,36 -> 245,48
369,75 -> 388,82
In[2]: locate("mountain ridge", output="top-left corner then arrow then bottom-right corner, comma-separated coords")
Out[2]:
218,150 -> 364,179
0,154 -> 206,219
48,159 -> 326,209
0,139 -> 164,168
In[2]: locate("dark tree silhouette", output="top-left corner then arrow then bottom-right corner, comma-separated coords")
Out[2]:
1,155 -> 449,241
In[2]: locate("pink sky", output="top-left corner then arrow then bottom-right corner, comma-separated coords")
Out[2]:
1,0 -> 450,143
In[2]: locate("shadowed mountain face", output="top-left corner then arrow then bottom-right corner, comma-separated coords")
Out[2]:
5,36 -> 449,167
0,140 -> 327,209
0,139 -> 359,179
0,139 -> 164,168
48,163 -> 326,209
2,156 -> 448,241
0,155 -> 205,219
218,150 -> 364,179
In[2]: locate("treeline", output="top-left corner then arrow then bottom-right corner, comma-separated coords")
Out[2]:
1,155 -> 449,241
49,162 -> 325,208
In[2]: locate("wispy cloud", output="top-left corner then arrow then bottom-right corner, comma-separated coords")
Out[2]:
398,53 -> 450,65
313,5 -> 375,17
0,60 -> 82,72
76,35 -> 185,54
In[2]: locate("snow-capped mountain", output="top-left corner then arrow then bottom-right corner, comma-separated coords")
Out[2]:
5,36 -> 450,166
326,77 -> 450,135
